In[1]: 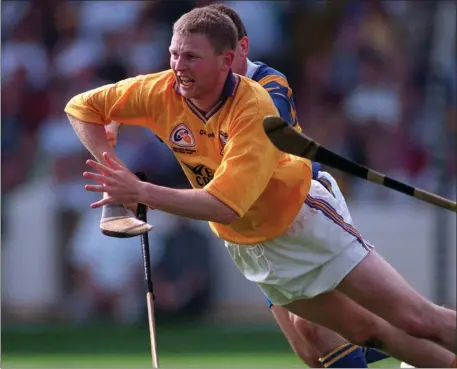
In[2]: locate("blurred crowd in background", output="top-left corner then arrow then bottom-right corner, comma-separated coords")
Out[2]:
2,0 -> 456,325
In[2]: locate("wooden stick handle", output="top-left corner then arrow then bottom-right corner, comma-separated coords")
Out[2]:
414,188 -> 457,212
146,292 -> 159,368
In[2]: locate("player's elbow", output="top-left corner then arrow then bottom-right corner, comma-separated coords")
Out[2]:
204,190 -> 239,225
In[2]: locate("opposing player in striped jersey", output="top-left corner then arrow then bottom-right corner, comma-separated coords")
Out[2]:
68,7 -> 456,368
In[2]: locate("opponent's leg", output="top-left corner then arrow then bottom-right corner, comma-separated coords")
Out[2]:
268,302 -> 323,367
288,311 -> 369,368
284,290 -> 456,368
289,312 -> 391,367
361,347 -> 391,364
269,298 -> 386,368
336,250 -> 456,354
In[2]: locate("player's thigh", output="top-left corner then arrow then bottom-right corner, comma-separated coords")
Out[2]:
270,305 -> 323,367
336,249 -> 441,335
283,290 -> 380,347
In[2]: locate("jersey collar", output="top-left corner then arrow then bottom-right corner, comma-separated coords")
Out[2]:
221,70 -> 239,97
174,70 -> 240,122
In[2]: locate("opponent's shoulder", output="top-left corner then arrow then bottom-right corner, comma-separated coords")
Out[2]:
251,61 -> 290,88
252,61 -> 287,81
232,75 -> 278,117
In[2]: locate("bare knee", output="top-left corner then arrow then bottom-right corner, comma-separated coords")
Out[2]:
270,307 -> 323,366
292,314 -> 319,342
288,315 -> 323,366
329,316 -> 382,349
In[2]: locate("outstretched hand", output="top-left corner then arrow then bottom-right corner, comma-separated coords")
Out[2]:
83,152 -> 144,209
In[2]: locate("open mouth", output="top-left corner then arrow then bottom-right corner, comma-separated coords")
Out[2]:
178,76 -> 195,88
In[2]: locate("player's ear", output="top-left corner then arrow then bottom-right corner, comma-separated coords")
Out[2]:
223,50 -> 235,69
239,36 -> 249,57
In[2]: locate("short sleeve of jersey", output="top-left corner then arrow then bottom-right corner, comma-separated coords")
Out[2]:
204,112 -> 282,218
64,73 -> 163,129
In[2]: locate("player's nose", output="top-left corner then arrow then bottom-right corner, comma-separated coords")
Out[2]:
174,56 -> 188,71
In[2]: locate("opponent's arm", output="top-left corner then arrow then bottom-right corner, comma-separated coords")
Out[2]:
267,87 -> 297,127
265,79 -> 321,176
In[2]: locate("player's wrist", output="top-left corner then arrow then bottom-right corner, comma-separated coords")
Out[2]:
135,180 -> 152,208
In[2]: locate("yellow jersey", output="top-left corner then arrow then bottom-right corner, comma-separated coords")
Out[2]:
65,69 -> 312,244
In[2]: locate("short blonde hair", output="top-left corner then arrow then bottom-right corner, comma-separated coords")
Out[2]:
173,8 -> 237,54
205,3 -> 247,41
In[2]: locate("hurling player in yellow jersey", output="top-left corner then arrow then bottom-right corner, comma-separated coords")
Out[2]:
65,8 -> 457,367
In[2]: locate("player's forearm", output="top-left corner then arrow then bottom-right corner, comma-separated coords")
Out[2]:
67,114 -> 120,164
137,183 -> 238,225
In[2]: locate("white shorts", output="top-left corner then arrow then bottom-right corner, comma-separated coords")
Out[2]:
225,176 -> 373,306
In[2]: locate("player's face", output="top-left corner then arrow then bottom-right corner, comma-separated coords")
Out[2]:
170,33 -> 234,104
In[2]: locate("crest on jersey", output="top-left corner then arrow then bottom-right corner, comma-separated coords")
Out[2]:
170,123 -> 196,148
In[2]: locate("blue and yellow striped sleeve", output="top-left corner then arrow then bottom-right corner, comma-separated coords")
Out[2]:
255,71 -> 299,130
254,66 -> 322,177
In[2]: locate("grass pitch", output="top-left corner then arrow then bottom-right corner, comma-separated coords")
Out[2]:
2,322 -> 400,368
